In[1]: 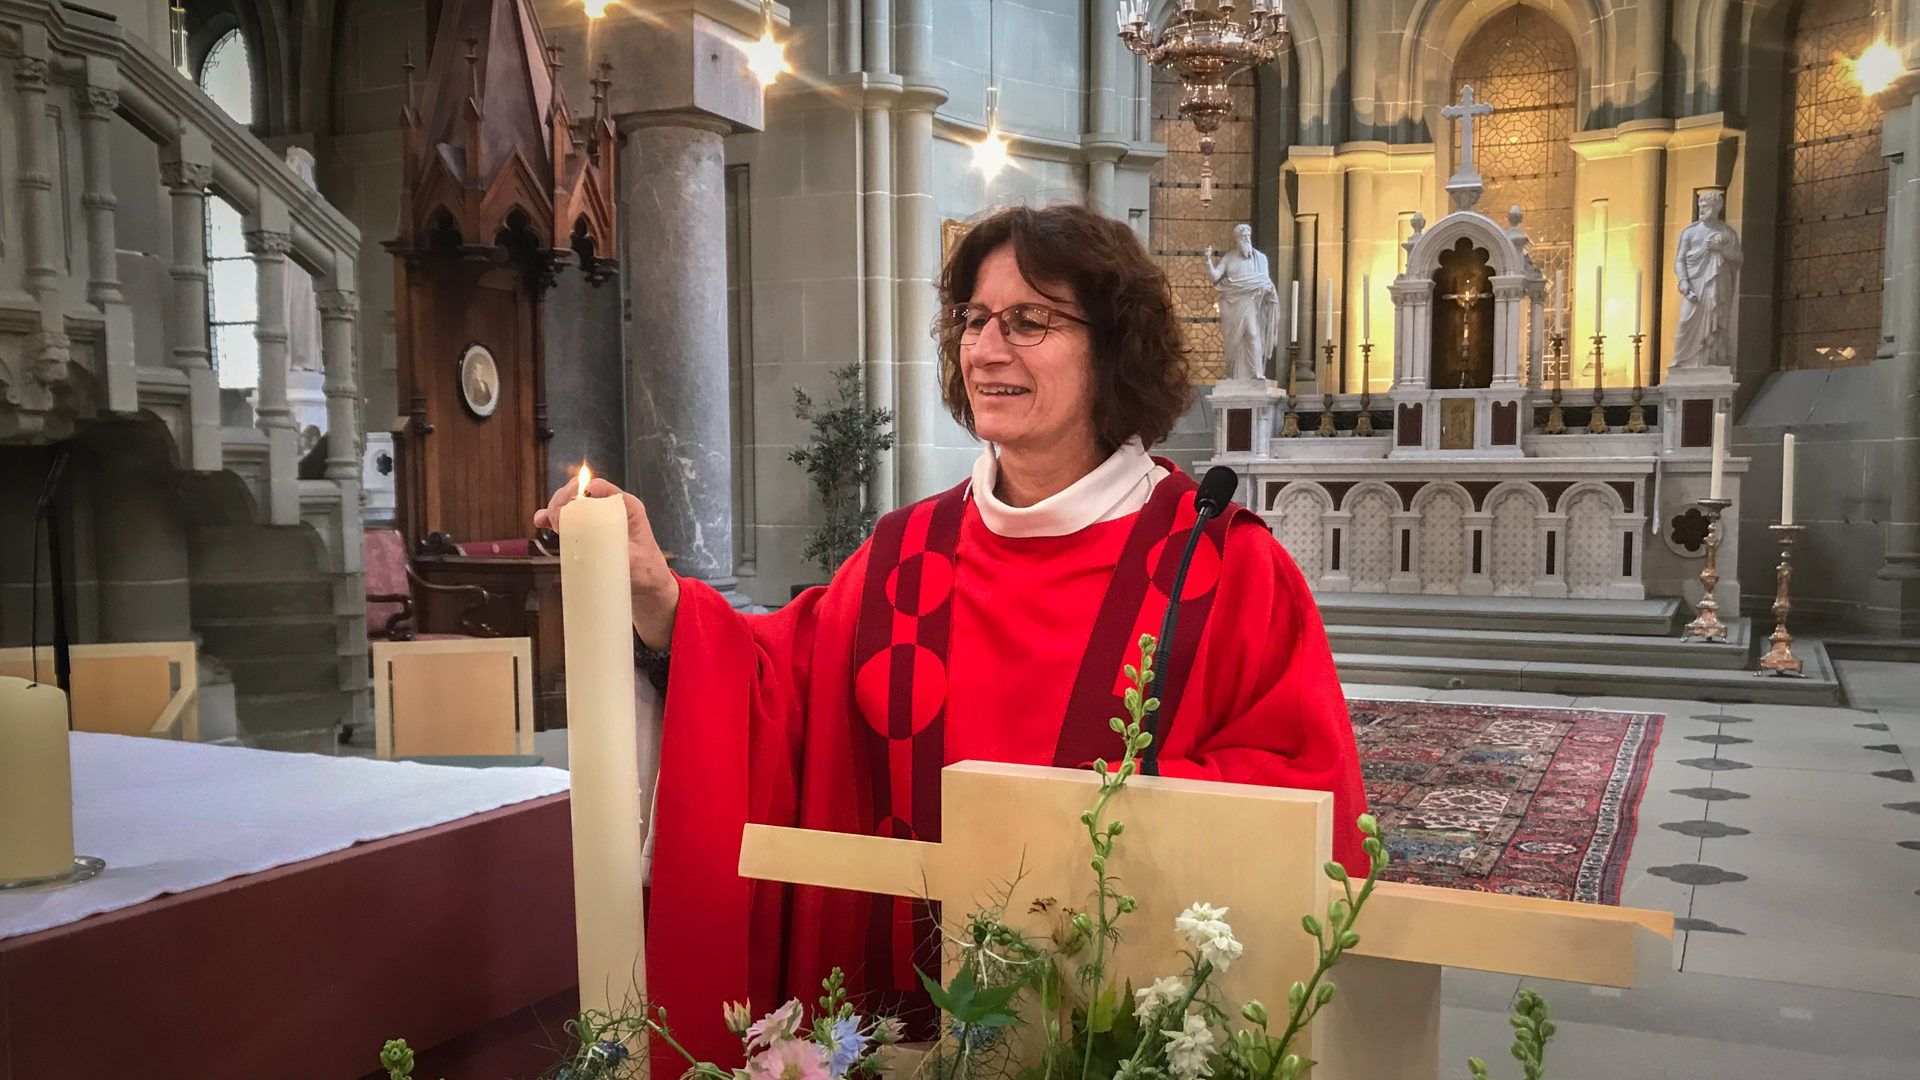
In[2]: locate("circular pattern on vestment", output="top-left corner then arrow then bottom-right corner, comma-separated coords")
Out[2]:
855,644 -> 947,736
885,551 -> 955,616
1146,528 -> 1223,600
875,816 -> 920,841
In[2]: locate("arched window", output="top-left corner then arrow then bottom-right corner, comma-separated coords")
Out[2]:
199,29 -> 258,392
1148,67 -> 1255,384
1778,0 -> 1886,370
1453,6 -> 1576,377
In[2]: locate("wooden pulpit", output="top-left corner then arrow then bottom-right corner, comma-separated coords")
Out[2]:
740,762 -> 1673,1080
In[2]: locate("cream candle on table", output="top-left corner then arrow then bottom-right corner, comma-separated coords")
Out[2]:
1362,273 -> 1371,338
1554,269 -> 1565,335
1290,280 -> 1300,343
1633,270 -> 1643,335
1593,266 -> 1604,333
1709,409 -> 1727,501
1781,433 -> 1796,526
1324,276 -> 1334,343
0,676 -> 75,884
558,465 -> 647,1016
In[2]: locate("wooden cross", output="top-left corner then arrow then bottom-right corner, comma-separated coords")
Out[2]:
1442,85 -> 1496,180
740,762 -> 1673,1080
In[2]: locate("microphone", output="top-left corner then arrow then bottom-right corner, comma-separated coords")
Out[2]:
1140,466 -> 1238,776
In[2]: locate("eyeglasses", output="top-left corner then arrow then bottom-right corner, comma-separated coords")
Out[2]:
937,303 -> 1087,347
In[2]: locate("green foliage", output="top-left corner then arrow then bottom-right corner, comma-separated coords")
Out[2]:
921,963 -> 1026,1030
1467,990 -> 1554,1080
789,363 -> 895,578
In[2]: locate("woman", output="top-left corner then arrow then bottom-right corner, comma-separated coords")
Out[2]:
535,204 -> 1364,1063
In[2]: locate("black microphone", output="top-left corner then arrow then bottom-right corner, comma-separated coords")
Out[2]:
33,448 -> 74,703
1140,466 -> 1238,776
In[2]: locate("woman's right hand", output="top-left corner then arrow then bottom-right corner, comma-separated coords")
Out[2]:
535,478 -> 681,649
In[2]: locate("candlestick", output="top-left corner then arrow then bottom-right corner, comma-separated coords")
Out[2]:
1758,524 -> 1805,676
1781,432 -> 1796,526
1592,265 -> 1603,334
1633,270 -> 1643,336
1545,332 -> 1567,434
1324,276 -> 1333,343
1554,269 -> 1565,336
1356,341 -> 1375,436
1281,343 -> 1301,437
558,465 -> 649,1023
0,676 -> 76,886
1586,333 -> 1608,433
1318,341 -> 1338,436
1290,280 -> 1301,343
1681,498 -> 1733,643
1709,409 -> 1727,500
1626,333 -> 1648,433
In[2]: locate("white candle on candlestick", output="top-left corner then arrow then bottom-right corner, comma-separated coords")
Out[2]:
0,676 -> 74,884
1554,269 -> 1565,335
1634,270 -> 1643,335
1362,274 -> 1372,341
559,465 -> 648,1020
1290,280 -> 1301,343
1709,409 -> 1727,501
1324,276 -> 1334,343
1781,433 -> 1796,526
1593,266 -> 1604,334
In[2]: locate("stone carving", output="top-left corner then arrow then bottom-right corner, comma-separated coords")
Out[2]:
1489,489 -> 1539,596
82,87 -> 120,116
1206,224 -> 1280,381
1418,487 -> 1468,594
316,290 -> 361,318
1276,485 -> 1329,580
1564,488 -> 1618,598
160,160 -> 214,191
1672,189 -> 1742,370
245,230 -> 295,256
1348,487 -> 1397,591
15,56 -> 49,88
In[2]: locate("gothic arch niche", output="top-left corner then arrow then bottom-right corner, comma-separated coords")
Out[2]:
1452,5 -> 1576,325
1776,0 -> 1886,371
1432,237 -> 1495,388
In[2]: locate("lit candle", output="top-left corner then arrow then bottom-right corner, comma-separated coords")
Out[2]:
1362,274 -> 1371,342
1324,276 -> 1334,343
1781,433 -> 1796,526
1554,269 -> 1565,335
559,464 -> 648,1019
0,676 -> 74,885
1593,265 -> 1604,335
1634,270 -> 1643,336
1290,280 -> 1301,343
1709,408 -> 1726,501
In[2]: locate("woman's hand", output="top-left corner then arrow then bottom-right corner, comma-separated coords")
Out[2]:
535,478 -> 681,649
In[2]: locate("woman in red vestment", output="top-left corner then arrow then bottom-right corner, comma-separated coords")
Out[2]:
535,204 -> 1366,1068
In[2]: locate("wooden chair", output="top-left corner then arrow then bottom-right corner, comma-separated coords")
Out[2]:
370,637 -> 537,759
0,642 -> 199,740
362,528 -> 498,640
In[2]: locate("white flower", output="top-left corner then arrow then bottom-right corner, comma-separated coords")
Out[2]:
1196,927 -> 1243,974
1174,903 -> 1230,945
1162,1013 -> 1215,1080
1133,976 -> 1186,1021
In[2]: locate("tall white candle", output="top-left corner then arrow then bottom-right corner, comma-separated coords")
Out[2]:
1634,270 -> 1643,335
1554,269 -> 1565,335
1593,266 -> 1604,334
559,464 -> 648,1018
1362,274 -> 1372,341
1781,433 -> 1796,526
1709,409 -> 1727,501
1325,276 -> 1334,343
1290,280 -> 1301,343
0,676 -> 74,884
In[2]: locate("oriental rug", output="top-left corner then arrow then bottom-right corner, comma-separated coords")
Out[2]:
1348,700 -> 1664,906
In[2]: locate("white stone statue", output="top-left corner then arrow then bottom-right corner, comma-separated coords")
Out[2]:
1672,189 -> 1742,369
1206,224 -> 1280,381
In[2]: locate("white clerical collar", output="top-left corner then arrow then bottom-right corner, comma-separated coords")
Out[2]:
971,437 -> 1167,538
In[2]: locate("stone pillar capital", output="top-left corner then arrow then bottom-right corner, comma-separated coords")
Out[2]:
81,87 -> 119,117
160,160 -> 213,192
316,290 -> 361,319
614,109 -> 735,138
246,230 -> 295,257
15,56 -> 48,88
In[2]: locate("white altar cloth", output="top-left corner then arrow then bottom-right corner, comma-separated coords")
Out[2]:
0,734 -> 570,941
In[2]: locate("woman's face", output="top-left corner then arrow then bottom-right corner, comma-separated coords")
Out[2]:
962,244 -> 1098,459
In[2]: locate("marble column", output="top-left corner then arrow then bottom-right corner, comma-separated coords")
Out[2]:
618,114 -> 747,604
862,93 -> 898,511
14,42 -> 69,398
893,0 -> 943,500
78,72 -> 135,410
317,288 -> 363,483
248,221 -> 300,526
161,150 -> 221,471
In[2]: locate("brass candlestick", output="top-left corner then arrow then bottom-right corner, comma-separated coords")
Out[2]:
1626,332 -> 1648,433
1545,332 -> 1567,434
1280,343 -> 1301,437
1758,524 -> 1806,676
1682,497 -> 1732,642
1317,341 -> 1337,436
1586,333 -> 1608,433
1355,341 -> 1375,436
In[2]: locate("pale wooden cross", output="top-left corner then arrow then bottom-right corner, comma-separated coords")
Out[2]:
1443,85 -> 1496,180
740,762 -> 1673,1080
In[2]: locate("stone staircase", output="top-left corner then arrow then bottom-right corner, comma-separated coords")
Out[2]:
1316,593 -> 1841,705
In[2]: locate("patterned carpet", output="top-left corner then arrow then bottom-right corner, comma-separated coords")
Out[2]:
1350,700 -> 1664,905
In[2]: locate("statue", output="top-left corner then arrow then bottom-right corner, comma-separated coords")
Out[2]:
1672,189 -> 1742,369
1206,224 -> 1280,381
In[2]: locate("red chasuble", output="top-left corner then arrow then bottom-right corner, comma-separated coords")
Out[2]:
644,465 -> 1366,1073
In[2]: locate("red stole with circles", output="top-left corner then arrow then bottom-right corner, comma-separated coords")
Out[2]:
846,464 -> 1240,997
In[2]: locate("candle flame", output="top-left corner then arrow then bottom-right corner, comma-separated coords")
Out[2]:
1853,38 -> 1902,96
577,462 -> 593,497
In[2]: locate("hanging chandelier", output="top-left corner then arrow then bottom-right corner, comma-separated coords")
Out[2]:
1118,0 -> 1289,202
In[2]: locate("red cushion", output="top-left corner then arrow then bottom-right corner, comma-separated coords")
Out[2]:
456,539 -> 535,557
363,529 -> 413,635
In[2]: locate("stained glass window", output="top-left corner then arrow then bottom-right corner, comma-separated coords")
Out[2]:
1779,0 -> 1886,370
200,30 -> 258,391
1453,6 -> 1575,380
1149,68 -> 1255,385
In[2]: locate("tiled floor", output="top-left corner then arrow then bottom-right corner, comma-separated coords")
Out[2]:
258,665 -> 1920,1075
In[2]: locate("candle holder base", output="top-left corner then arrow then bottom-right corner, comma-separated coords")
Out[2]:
1625,402 -> 1648,433
1758,523 -> 1805,677
1355,403 -> 1374,437
1316,409 -> 1335,437
0,854 -> 106,892
1280,410 -> 1301,438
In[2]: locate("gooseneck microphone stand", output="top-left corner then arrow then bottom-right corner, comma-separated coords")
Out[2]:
1140,466 -> 1239,777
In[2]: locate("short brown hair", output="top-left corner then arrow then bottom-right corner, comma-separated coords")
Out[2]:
937,204 -> 1192,452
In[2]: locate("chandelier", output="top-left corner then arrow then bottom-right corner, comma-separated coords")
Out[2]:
1118,0 -> 1289,203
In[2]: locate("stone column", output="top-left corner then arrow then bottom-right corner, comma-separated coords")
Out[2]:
161,146 -> 220,472
248,215 -> 300,526
14,35 -> 70,396
893,0 -> 945,500
78,66 -> 136,411
618,114 -> 746,603
862,91 -> 898,510
1883,95 -> 1920,630
317,288 -> 363,483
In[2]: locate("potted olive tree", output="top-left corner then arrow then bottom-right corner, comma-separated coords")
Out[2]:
788,363 -> 894,596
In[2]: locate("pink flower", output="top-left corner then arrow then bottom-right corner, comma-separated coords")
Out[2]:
745,999 -> 805,1051
746,1040 -> 831,1080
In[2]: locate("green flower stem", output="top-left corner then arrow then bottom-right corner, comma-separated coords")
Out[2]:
645,1019 -> 732,1080
1119,960 -> 1215,1076
1259,862 -> 1383,1080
